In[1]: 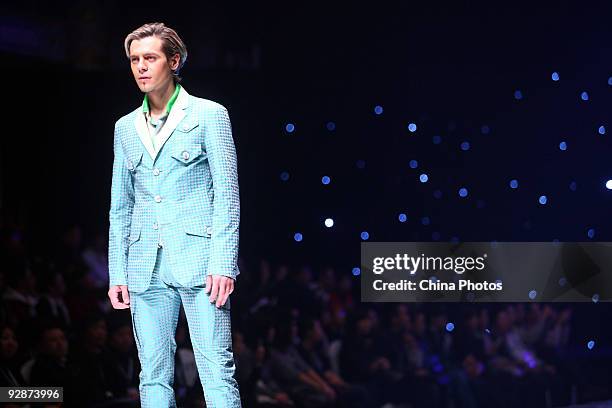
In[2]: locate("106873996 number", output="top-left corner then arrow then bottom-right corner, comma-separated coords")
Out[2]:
1,387 -> 63,402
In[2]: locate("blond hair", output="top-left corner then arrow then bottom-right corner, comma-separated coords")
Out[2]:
124,22 -> 188,83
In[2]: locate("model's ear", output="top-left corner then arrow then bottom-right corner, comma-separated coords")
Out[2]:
170,53 -> 180,70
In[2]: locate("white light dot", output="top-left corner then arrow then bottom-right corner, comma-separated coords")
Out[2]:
324,218 -> 334,228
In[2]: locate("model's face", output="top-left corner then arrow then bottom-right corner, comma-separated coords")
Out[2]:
129,36 -> 178,93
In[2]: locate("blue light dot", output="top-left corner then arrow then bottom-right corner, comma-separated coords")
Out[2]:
294,232 -> 303,242
324,218 -> 334,228
539,195 -> 548,205
421,216 -> 430,226
569,181 -> 577,191
559,141 -> 567,151
514,90 -> 523,100
445,322 -> 455,332
285,123 -> 295,133
360,231 -> 369,240
432,231 -> 441,240
326,121 -> 336,131
321,176 -> 331,185
599,125 -> 606,135
592,294 -> 600,303
352,267 -> 361,276
587,228 -> 595,239
409,159 -> 418,169
481,125 -> 490,135
606,180 -> 612,190
528,290 -> 537,300
608,77 -> 612,86
581,91 -> 589,101
510,179 -> 519,189
374,105 -> 383,115
398,213 -> 408,223
432,135 -> 442,144
558,277 -> 567,286
551,71 -> 560,81
460,141 -> 470,151
459,187 -> 468,198
433,189 -> 442,199
280,171 -> 290,181
356,159 -> 366,169
408,123 -> 417,132
587,340 -> 595,350
420,174 -> 429,183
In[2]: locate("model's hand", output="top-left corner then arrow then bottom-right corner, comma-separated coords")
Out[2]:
205,274 -> 234,308
108,285 -> 130,309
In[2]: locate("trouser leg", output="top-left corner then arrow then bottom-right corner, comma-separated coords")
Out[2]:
179,285 -> 241,407
130,247 -> 181,408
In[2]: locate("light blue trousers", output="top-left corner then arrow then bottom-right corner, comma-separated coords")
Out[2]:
129,246 -> 242,408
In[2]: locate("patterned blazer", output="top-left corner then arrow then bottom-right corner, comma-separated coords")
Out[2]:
108,86 -> 240,293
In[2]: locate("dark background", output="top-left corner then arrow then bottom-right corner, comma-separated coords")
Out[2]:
2,1 -> 612,405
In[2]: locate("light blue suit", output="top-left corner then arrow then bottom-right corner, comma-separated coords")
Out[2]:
108,85 -> 242,407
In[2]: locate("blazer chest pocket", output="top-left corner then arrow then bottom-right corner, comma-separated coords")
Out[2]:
171,143 -> 206,165
125,149 -> 143,172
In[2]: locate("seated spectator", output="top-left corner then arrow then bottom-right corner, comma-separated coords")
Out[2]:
0,324 -> 24,386
267,320 -> 335,407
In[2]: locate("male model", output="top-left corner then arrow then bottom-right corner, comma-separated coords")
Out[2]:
107,22 -> 241,408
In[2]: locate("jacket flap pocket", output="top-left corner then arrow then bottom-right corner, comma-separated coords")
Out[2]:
171,143 -> 205,164
182,217 -> 213,237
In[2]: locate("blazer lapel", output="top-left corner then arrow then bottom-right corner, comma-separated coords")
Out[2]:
134,110 -> 155,161
132,85 -> 190,163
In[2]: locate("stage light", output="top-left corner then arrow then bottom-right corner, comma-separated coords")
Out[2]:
409,159 -> 418,169
285,123 -> 295,133
459,187 -> 468,197
420,173 -> 429,183
510,179 -> 519,189
539,195 -> 547,205
587,228 -> 595,239
514,90 -> 523,100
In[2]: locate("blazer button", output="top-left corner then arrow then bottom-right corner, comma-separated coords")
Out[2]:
182,151 -> 190,160
154,195 -> 162,203
153,222 -> 159,230
127,160 -> 133,170
153,168 -> 160,176
206,226 -> 213,235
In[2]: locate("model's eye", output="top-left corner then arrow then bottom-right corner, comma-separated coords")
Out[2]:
147,56 -> 156,61
131,57 -> 139,63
